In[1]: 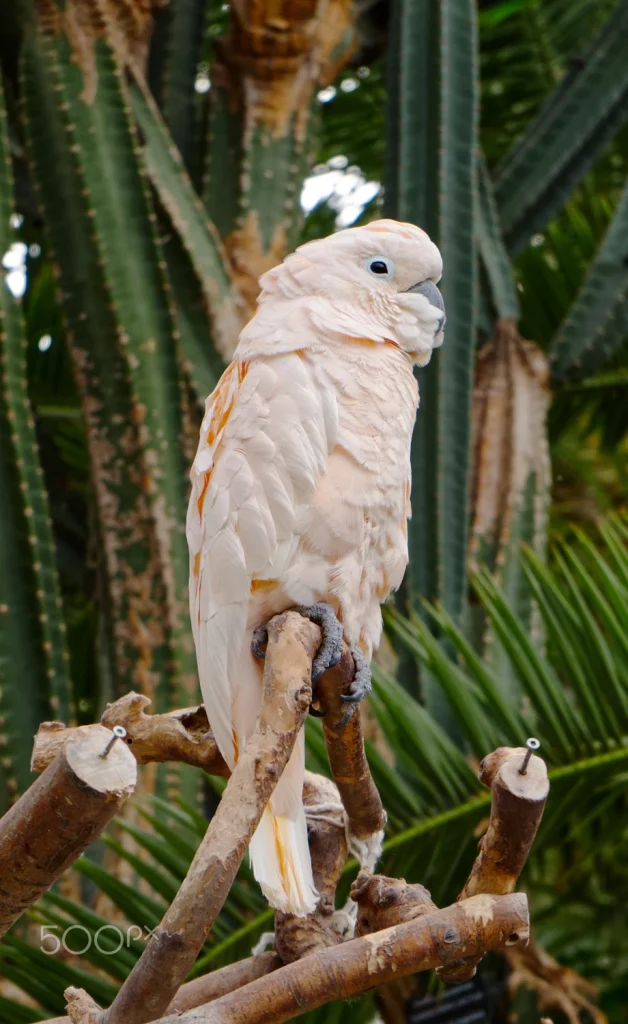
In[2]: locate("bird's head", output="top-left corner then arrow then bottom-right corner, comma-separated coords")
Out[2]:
247,219 -> 445,366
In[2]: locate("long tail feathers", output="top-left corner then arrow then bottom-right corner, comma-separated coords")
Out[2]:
206,641 -> 318,917
248,730 -> 317,917
249,805 -> 317,916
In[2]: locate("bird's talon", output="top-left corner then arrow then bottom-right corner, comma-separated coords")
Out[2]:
338,707 -> 357,728
340,647 -> 372,704
312,648 -> 342,680
251,624 -> 268,661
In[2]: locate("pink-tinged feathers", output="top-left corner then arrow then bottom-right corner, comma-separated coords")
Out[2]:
238,219 -> 444,365
186,219 -> 444,916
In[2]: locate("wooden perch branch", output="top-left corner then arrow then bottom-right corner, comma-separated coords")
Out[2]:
32,696 -> 229,777
31,630 -> 385,853
461,745 -> 549,896
436,744 -> 549,985
316,648 -> 386,839
29,613 -> 387,1018
154,893 -> 529,1024
0,725 -> 136,937
352,873 -> 437,936
22,624 -> 544,1024
99,610 -> 319,1024
40,954 -> 282,1024
164,952 -> 282,1014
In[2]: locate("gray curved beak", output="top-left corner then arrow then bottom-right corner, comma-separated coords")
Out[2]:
406,280 -> 446,334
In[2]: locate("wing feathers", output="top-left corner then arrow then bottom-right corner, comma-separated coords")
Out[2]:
187,353 -> 336,769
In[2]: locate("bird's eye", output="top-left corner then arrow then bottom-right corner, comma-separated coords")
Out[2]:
367,257 -> 393,277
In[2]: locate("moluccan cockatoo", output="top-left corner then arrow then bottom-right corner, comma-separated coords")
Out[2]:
187,219 -> 445,917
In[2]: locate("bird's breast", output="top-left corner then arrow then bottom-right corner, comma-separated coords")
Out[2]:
313,340 -> 418,483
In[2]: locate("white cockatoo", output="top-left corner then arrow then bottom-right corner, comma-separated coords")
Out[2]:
187,219 -> 445,917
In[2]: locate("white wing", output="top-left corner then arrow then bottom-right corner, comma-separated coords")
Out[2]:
186,352 -> 337,768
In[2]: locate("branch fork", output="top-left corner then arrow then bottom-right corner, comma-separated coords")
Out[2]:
12,611 -> 548,1024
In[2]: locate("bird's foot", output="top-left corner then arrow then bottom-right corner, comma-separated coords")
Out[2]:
330,647 -> 372,727
251,602 -> 344,689
294,603 -> 344,681
341,647 -> 372,703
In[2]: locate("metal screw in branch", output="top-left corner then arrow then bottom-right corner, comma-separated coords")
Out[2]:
519,737 -> 540,776
100,725 -> 127,759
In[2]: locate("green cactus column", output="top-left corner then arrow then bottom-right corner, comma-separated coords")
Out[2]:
203,0 -> 355,324
386,0 -> 478,717
21,13 -> 200,727
0,73 -> 71,809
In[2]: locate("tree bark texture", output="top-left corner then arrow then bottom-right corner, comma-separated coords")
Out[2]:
38,954 -> 282,1024
317,648 -> 386,839
0,725 -> 136,937
460,746 -> 548,897
436,745 -> 548,984
154,893 -> 529,1024
31,695 -> 229,777
164,952 -> 282,1014
352,873 -> 438,937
